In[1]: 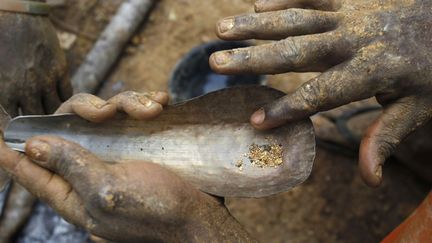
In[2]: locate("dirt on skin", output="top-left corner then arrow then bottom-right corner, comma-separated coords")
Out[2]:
50,1 -> 429,242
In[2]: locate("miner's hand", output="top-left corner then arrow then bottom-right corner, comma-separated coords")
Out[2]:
0,11 -> 72,117
55,91 -> 170,122
0,91 -> 252,242
210,0 -> 432,187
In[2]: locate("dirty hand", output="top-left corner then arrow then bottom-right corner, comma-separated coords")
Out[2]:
210,0 -> 432,187
0,11 -> 71,117
0,91 -> 252,242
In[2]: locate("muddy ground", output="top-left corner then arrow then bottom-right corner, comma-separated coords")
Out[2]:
50,1 -> 429,242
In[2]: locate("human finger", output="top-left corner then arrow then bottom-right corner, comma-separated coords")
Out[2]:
359,96 -> 432,187
146,91 -> 170,106
55,93 -> 117,122
0,136 -> 89,227
210,32 -> 343,74
108,91 -> 164,120
25,135 -> 107,198
217,9 -> 340,40
250,46 -> 392,129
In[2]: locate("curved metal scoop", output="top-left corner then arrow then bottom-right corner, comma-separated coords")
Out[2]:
3,86 -> 315,197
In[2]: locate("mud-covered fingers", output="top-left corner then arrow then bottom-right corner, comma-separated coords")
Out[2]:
210,33 -> 342,74
55,93 -> 117,122
250,51 -> 392,129
146,91 -> 170,106
217,9 -> 340,40
359,97 -> 432,187
108,91 -> 165,120
0,138 -> 89,227
55,91 -> 167,121
254,0 -> 340,12
25,136 -> 107,198
25,135 -> 109,220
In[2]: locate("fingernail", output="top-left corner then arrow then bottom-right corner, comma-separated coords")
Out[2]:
148,91 -> 158,97
251,109 -> 266,125
150,91 -> 167,101
212,51 -> 232,66
28,140 -> 50,162
138,96 -> 155,108
218,18 -> 234,33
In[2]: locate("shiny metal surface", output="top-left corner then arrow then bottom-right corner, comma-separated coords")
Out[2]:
3,86 -> 315,197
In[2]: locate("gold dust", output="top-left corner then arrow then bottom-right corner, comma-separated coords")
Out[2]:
104,194 -> 116,210
247,139 -> 283,168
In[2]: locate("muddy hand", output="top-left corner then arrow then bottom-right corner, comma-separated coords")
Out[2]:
0,11 -> 72,116
0,91 -> 252,241
0,9 -> 69,241
210,0 -> 432,187
55,91 -> 170,122
0,135 -> 253,242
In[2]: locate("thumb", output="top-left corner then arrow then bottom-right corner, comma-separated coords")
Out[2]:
0,135 -> 90,227
359,97 -> 432,187
25,135 -> 107,195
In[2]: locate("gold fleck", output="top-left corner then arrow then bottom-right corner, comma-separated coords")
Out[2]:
104,194 -> 116,209
375,165 -> 383,178
248,139 -> 283,168
235,159 -> 243,168
235,159 -> 244,171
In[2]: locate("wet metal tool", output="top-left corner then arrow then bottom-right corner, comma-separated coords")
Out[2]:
1,86 -> 315,198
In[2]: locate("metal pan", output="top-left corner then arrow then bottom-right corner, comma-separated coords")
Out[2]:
2,86 -> 315,197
